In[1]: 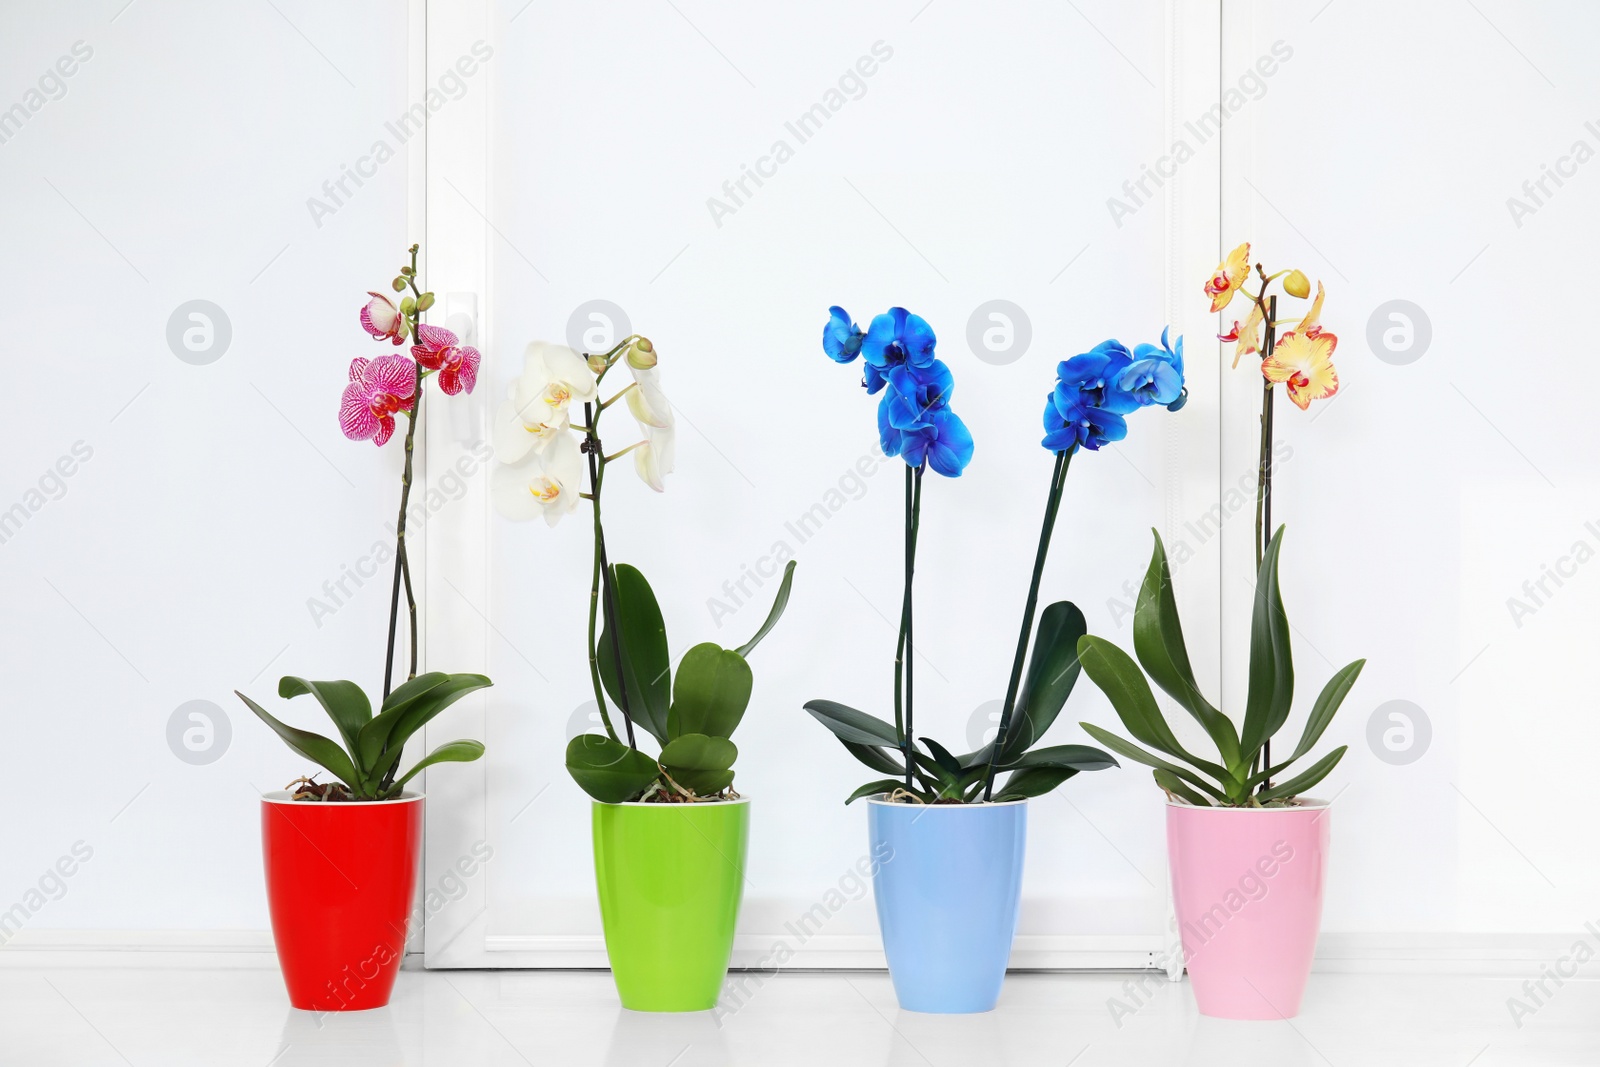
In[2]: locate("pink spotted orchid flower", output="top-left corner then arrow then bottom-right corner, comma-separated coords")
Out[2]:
411,323 -> 481,396
360,293 -> 408,345
340,355 -> 417,447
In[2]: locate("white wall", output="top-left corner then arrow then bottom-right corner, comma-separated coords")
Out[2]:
0,0 -> 412,936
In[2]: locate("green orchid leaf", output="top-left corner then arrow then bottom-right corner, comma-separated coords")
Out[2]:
667,643 -> 753,741
1239,526 -> 1295,764
956,762 -> 993,795
364,743 -> 407,795
374,672 -> 452,720
1079,722 -> 1228,801
993,766 -> 1077,800
277,678 -> 371,771
918,737 -> 963,778
957,741 -> 996,771
1076,636 -> 1233,785
909,750 -> 963,799
735,560 -> 797,658
1001,601 -> 1088,761
844,779 -> 906,805
564,734 -> 661,804
597,563 -> 672,745
1257,745 -> 1347,803
390,739 -> 485,792
1132,533 -> 1240,767
358,672 -> 492,774
842,740 -> 904,776
1152,768 -> 1212,806
237,690 -> 361,791
1285,659 -> 1365,765
805,700 -> 901,747
1244,659 -> 1366,790
359,673 -> 449,768
1005,744 -> 1118,773
659,733 -> 738,772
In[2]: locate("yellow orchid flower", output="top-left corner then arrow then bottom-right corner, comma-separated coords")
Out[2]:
1205,242 -> 1251,312
1219,299 -> 1266,369
1262,329 -> 1340,410
1296,281 -> 1326,337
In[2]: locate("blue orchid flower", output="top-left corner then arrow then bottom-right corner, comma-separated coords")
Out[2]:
862,307 -> 938,374
863,363 -> 890,395
823,306 -> 864,363
1055,343 -> 1142,415
831,304 -> 973,477
883,360 -> 954,431
1158,327 -> 1189,411
1156,326 -> 1184,377
1120,327 -> 1185,409
1119,357 -> 1182,407
901,408 -> 974,477
1042,387 -> 1128,452
877,395 -> 902,458
1040,328 -> 1185,453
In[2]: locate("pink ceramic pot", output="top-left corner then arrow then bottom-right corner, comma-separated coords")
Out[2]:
1166,799 -> 1329,1020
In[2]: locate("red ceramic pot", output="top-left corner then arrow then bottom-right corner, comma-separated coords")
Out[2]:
261,790 -> 423,1011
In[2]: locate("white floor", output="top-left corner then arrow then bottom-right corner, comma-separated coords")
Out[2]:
0,967 -> 1594,1066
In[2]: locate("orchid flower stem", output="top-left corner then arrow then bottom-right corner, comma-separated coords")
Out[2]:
582,399 -> 633,748
381,321 -> 424,702
1253,294 -> 1278,575
983,446 -> 1073,801
893,464 -> 925,793
604,441 -> 645,463
600,382 -> 637,410
893,469 -> 908,780
379,246 -> 425,703
591,335 -> 643,389
598,335 -> 642,362
908,467 -> 922,789
1252,293 -> 1278,788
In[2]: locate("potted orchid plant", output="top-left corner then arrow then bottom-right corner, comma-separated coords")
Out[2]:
234,245 -> 491,1012
491,334 -> 797,1013
803,306 -> 1184,1013
1075,244 -> 1363,1020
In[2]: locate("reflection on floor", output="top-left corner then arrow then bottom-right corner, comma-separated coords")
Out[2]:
0,967 -> 1594,1065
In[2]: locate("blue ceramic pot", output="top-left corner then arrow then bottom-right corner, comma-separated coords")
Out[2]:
866,797 -> 1027,1013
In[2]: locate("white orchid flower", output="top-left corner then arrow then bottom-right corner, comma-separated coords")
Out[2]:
606,337 -> 673,491
493,342 -> 598,464
633,431 -> 674,491
491,431 -> 585,526
625,378 -> 675,492
625,377 -> 671,429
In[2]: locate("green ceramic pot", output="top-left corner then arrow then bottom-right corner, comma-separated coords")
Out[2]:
592,797 -> 750,1012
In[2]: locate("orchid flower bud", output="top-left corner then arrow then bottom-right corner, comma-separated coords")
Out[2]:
1283,270 -> 1311,299
360,293 -> 408,346
626,337 -> 657,371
